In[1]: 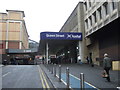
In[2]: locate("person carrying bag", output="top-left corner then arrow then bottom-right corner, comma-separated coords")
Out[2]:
102,70 -> 108,78
102,53 -> 112,82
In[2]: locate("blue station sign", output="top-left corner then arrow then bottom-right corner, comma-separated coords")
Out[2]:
40,32 -> 82,40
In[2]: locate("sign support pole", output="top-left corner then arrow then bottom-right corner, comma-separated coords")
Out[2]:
46,42 -> 49,64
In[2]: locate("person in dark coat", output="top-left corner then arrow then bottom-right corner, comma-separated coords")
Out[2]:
86,56 -> 89,64
103,53 -> 112,82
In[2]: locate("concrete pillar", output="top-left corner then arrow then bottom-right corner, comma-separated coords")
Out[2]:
19,21 -> 22,49
46,42 -> 49,64
6,20 -> 9,49
77,2 -> 86,62
19,42 -> 22,49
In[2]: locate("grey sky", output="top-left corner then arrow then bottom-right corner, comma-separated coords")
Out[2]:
0,0 -> 83,42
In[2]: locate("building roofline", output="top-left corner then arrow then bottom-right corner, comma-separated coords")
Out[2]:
6,10 -> 25,17
22,20 -> 29,37
29,39 -> 39,43
59,1 -> 84,32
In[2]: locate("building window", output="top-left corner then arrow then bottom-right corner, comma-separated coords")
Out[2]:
93,12 -> 97,23
112,1 -> 117,10
98,7 -> 102,20
103,2 -> 109,15
85,19 -> 88,29
84,2 -> 87,11
89,1 -> 91,7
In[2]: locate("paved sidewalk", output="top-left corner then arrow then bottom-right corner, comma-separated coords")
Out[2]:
43,63 -> 120,89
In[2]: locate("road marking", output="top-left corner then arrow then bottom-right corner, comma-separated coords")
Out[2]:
41,69 -> 50,88
38,65 -> 45,88
69,73 -> 98,89
2,72 -> 11,77
56,74 -> 72,89
38,65 -> 50,89
58,73 -> 99,89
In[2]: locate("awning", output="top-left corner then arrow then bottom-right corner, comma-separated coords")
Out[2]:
6,49 -> 37,54
40,32 -> 82,40
38,32 -> 82,55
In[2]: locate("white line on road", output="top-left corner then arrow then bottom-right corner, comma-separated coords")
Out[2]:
69,73 -> 98,89
56,74 -> 72,89
2,72 -> 11,77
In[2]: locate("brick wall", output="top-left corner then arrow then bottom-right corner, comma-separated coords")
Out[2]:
8,41 -> 19,49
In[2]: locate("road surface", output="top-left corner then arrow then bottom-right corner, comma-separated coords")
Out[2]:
2,65 -> 53,89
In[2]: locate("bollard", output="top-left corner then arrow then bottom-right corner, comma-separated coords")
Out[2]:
66,67 -> 70,88
80,73 -> 85,90
47,65 -> 50,72
59,65 -> 61,82
54,64 -> 56,77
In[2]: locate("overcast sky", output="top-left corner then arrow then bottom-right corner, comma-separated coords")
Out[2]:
0,0 -> 83,42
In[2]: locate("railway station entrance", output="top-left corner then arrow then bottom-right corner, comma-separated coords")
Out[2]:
39,32 -> 82,64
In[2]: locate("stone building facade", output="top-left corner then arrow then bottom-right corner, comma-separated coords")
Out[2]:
59,2 -> 87,63
83,0 -> 120,65
0,10 -> 29,63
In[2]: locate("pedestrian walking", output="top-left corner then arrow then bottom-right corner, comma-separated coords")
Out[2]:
89,53 -> 94,67
86,56 -> 89,64
90,58 -> 94,67
103,53 -> 112,82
